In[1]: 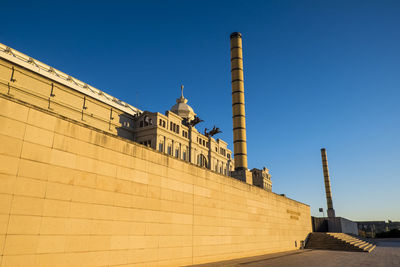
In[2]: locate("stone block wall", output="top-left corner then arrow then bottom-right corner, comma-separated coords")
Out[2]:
0,56 -> 311,266
0,96 -> 311,266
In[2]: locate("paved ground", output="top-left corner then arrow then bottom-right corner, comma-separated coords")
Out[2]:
190,239 -> 400,267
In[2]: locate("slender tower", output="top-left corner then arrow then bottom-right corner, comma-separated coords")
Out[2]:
321,148 -> 336,218
230,32 -> 252,184
230,32 -> 248,171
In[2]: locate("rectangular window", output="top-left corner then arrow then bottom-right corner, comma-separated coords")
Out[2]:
175,149 -> 179,158
170,122 -> 172,130
183,151 -> 187,161
176,125 -> 179,134
139,121 -> 144,127
159,143 -> 163,152
167,146 -> 172,155
159,119 -> 162,126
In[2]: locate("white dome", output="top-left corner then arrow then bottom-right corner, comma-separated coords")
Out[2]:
170,86 -> 196,120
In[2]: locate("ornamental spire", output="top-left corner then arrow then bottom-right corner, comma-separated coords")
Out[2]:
176,84 -> 188,104
180,84 -> 184,98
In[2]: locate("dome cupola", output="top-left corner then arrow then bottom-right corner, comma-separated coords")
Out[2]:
170,85 -> 196,120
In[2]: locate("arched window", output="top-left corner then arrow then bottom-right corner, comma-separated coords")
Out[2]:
197,154 -> 207,167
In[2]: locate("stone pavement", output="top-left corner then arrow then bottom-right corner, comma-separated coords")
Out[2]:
189,239 -> 400,267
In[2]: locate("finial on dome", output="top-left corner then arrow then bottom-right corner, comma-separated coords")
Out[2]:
171,84 -> 196,120
180,84 -> 184,98
176,84 -> 188,104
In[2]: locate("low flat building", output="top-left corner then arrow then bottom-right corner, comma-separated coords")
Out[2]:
357,220 -> 400,238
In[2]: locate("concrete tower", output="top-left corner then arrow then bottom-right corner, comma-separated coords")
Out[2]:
321,148 -> 336,218
230,32 -> 252,184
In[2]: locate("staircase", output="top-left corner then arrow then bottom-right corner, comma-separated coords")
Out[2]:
305,232 -> 376,252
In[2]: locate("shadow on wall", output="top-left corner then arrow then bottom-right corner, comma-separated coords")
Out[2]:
311,217 -> 328,232
116,112 -> 136,141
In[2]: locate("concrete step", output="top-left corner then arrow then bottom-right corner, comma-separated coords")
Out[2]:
357,242 -> 370,249
366,245 -> 376,252
348,241 -> 366,246
305,233 -> 376,253
362,243 -> 377,251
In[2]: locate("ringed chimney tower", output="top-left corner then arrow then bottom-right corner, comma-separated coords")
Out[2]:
230,32 -> 248,171
321,148 -> 336,218
229,32 -> 252,185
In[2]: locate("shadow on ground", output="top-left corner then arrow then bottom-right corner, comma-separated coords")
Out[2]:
375,238 -> 400,248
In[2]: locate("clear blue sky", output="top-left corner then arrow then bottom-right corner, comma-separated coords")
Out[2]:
2,0 -> 399,221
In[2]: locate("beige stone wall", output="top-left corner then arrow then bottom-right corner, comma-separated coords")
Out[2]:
0,95 -> 311,267
0,56 -> 311,266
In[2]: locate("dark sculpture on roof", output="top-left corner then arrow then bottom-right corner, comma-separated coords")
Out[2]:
188,116 -> 203,127
204,125 -> 222,137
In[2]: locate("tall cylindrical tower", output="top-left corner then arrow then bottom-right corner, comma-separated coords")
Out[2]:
230,32 -> 248,171
321,148 -> 336,218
